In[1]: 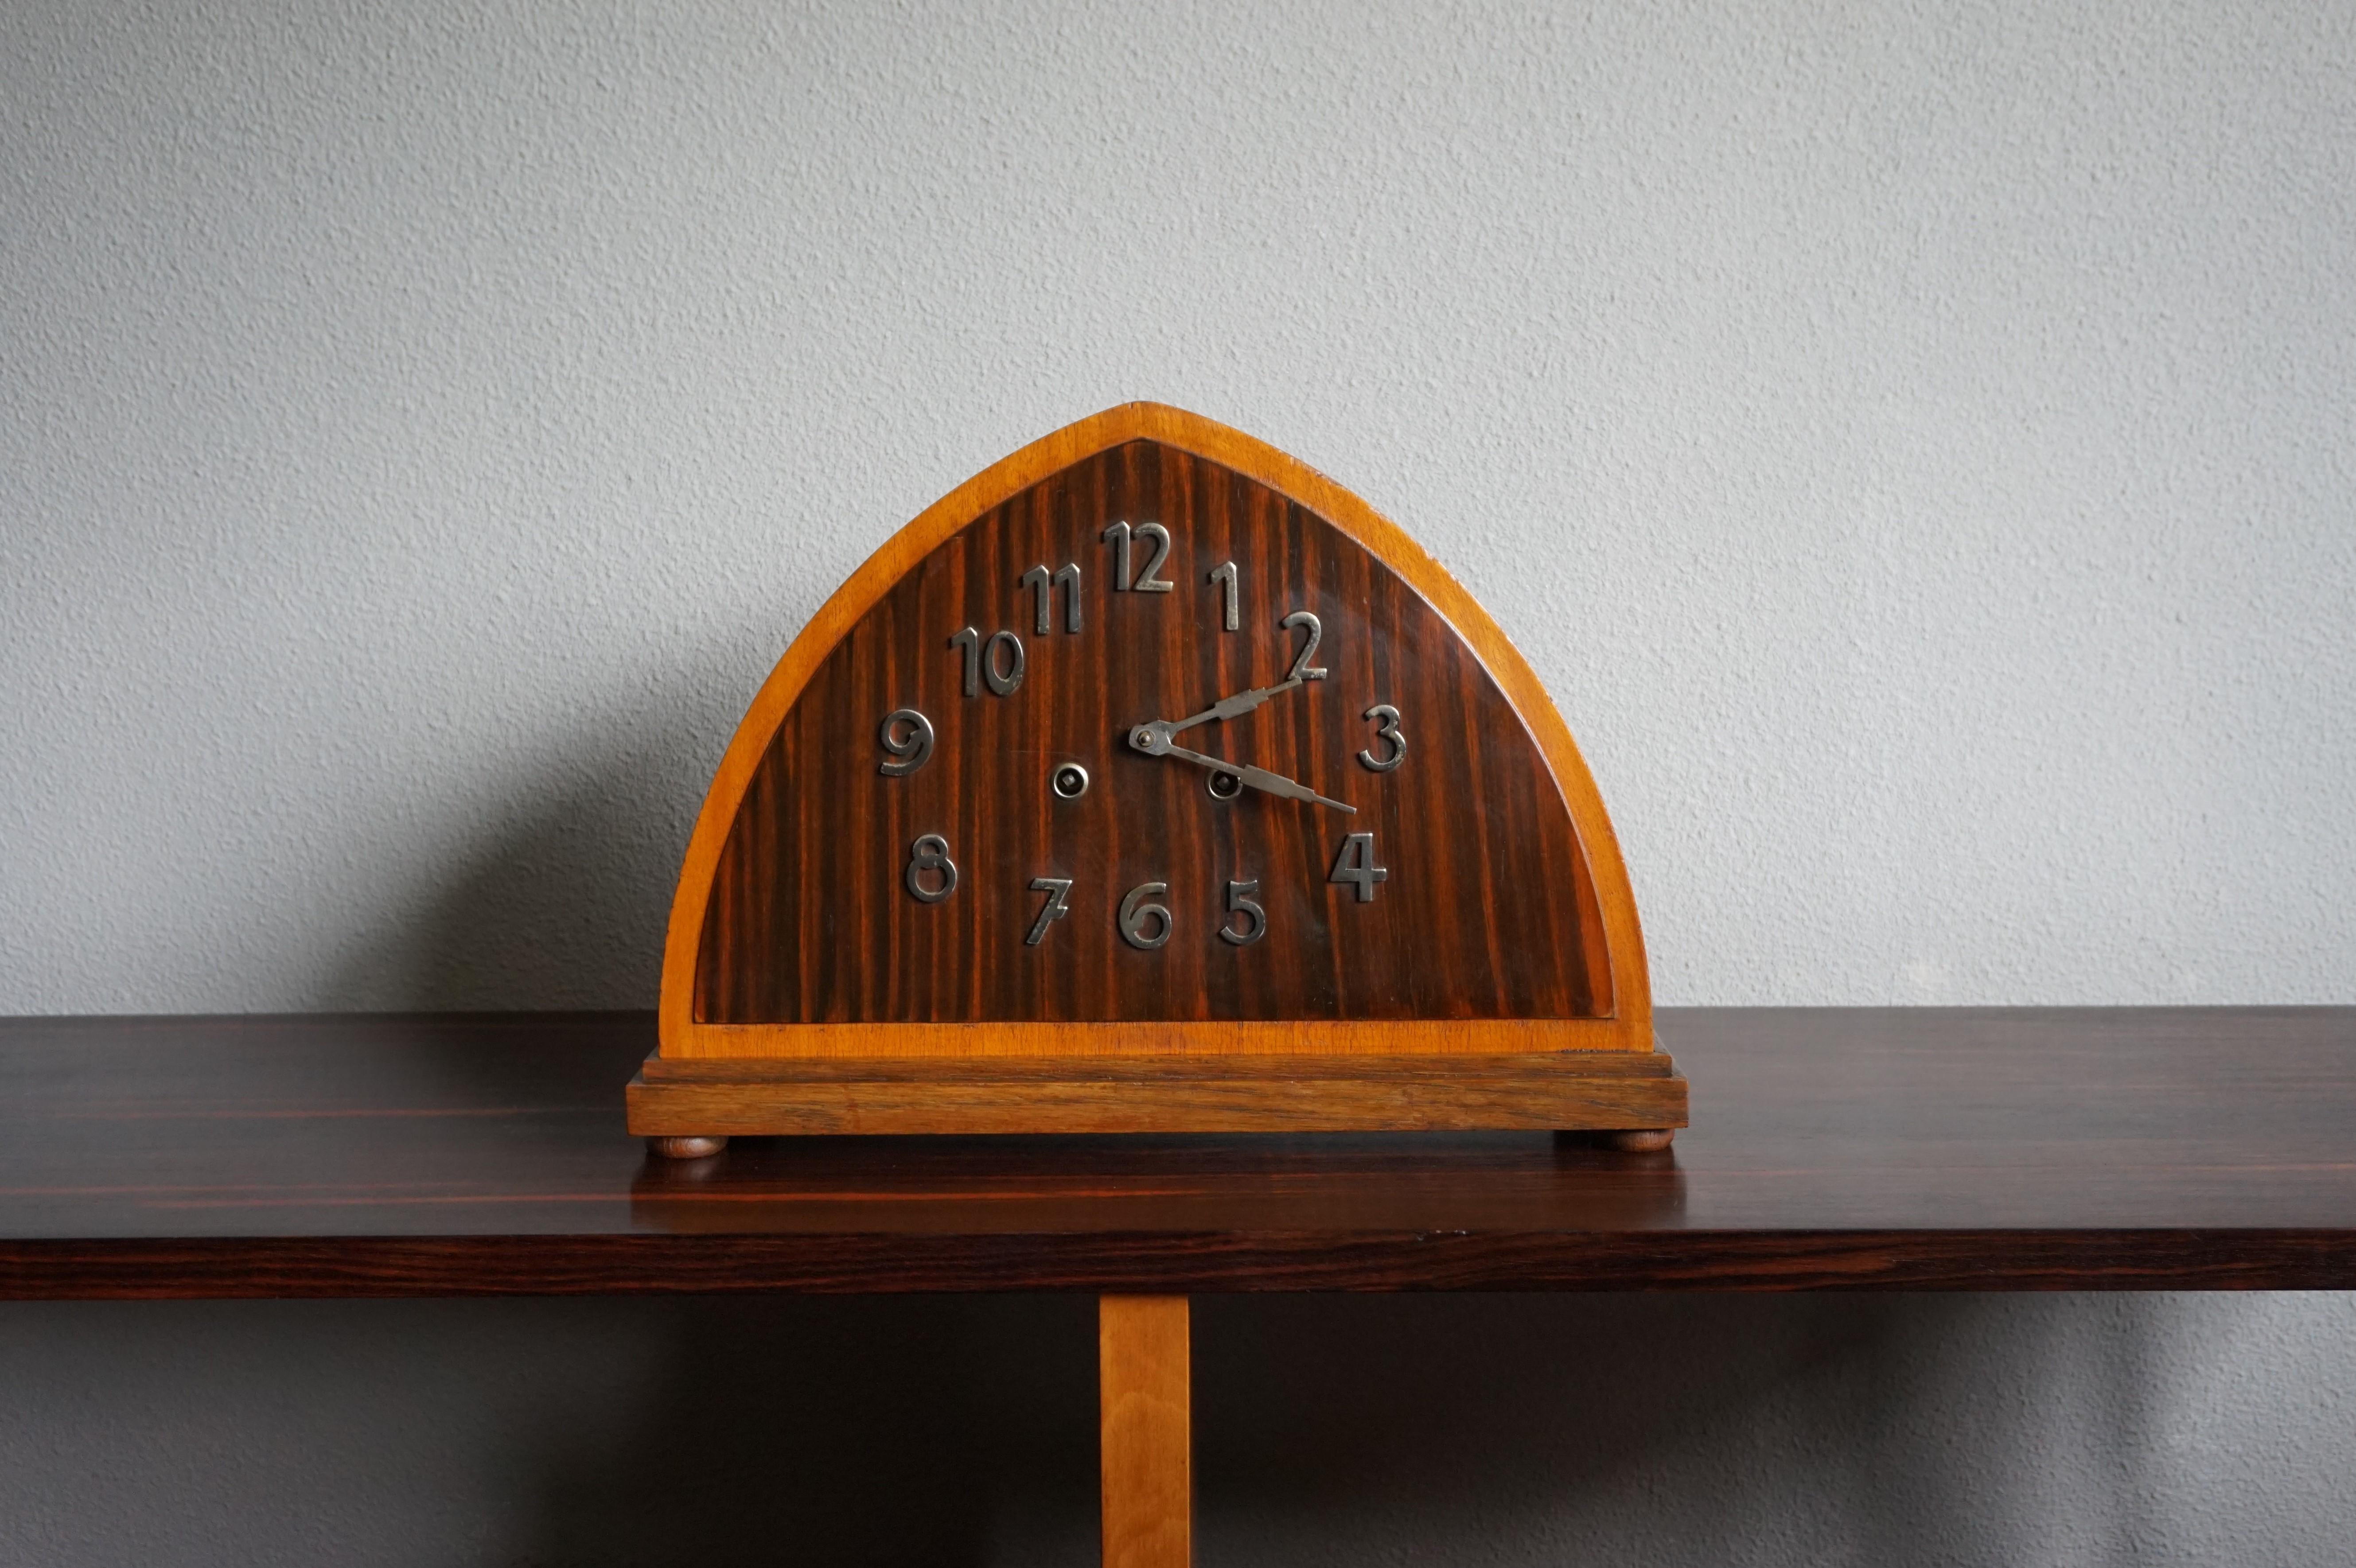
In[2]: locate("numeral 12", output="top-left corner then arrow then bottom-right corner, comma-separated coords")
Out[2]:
1102,520 -> 1174,592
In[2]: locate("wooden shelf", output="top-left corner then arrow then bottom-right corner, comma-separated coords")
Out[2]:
4,1009 -> 2352,1298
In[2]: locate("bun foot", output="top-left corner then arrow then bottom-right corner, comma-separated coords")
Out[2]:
1602,1127 -> 1676,1152
648,1134 -> 727,1159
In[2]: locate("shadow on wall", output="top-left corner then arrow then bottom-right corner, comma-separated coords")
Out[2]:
1194,1293 -> 2177,1567
323,653 -> 751,1012
487,1293 -> 2190,1568
5,1287 -> 2334,1563
515,1296 -> 1102,1567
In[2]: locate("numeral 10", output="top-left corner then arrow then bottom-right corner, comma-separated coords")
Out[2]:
948,626 -> 1024,697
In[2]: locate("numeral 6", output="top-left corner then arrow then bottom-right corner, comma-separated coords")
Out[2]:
1118,881 -> 1173,949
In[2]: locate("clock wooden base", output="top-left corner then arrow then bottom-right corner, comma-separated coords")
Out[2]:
626,1048 -> 1686,1146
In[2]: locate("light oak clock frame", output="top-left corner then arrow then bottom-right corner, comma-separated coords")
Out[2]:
628,403 -> 1684,1152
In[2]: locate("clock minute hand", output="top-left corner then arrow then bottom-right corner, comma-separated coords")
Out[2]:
1151,738 -> 1357,814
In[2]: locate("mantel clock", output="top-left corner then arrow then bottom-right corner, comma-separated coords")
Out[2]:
628,404 -> 1684,1151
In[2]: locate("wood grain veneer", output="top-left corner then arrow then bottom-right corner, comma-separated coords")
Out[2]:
1099,1296 -> 1192,1568
659,405 -> 1651,1064
627,1051 -> 1686,1136
6,1010 -> 2355,1296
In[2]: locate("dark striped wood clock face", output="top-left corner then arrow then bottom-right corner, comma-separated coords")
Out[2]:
694,439 -> 1612,1025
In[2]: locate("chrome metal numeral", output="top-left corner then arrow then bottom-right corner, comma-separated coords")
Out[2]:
1282,610 -> 1327,681
1101,521 -> 1132,588
1329,832 -> 1386,902
1103,520 -> 1178,592
878,708 -> 935,776
1020,565 -> 1051,634
948,626 -> 980,697
1132,522 -> 1174,591
1021,563 -> 1083,634
1025,876 -> 1074,945
906,833 -> 958,903
983,629 -> 1025,696
953,627 -> 1026,696
1357,704 -> 1405,772
1119,880 -> 1173,949
1208,560 -> 1238,631
1220,879 -> 1267,945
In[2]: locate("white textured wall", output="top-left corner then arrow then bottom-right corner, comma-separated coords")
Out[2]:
6,0 -> 2351,1012
4,8 -> 2355,1568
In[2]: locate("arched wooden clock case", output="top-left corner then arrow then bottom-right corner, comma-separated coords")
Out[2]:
628,404 -> 1685,1152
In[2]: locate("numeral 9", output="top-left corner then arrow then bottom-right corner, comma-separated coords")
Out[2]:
878,708 -> 934,776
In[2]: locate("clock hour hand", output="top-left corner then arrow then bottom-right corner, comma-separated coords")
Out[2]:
1129,730 -> 1356,813
1160,676 -> 1305,739
1128,677 -> 1307,753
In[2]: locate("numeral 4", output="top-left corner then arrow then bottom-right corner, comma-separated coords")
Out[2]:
1329,832 -> 1387,903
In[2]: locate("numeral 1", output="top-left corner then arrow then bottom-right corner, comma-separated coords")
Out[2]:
1329,832 -> 1387,903
1208,560 -> 1238,631
1101,522 -> 1131,589
949,627 -> 979,696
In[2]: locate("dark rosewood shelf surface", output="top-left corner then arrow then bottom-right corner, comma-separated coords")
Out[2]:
3,1009 -> 2352,1297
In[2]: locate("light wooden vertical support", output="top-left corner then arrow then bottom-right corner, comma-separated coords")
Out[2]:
1099,1295 -> 1192,1568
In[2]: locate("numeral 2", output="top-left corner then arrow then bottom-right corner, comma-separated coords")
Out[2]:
1282,610 -> 1327,681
